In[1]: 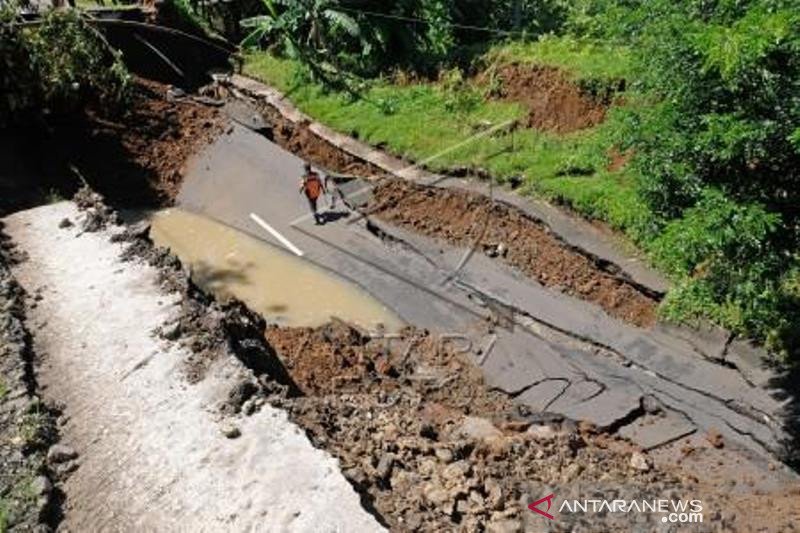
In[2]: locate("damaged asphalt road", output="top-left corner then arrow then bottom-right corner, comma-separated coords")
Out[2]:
176,116 -> 795,472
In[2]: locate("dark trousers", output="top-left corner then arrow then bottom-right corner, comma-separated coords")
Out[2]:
307,196 -> 323,224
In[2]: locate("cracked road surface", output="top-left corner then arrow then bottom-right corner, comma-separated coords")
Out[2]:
177,120 -> 793,468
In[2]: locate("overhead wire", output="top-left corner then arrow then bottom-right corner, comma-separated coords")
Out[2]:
334,5 -> 526,38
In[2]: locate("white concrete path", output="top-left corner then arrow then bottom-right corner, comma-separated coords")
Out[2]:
5,202 -> 383,533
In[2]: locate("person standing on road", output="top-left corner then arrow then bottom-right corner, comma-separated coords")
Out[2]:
299,163 -> 326,225
325,174 -> 338,210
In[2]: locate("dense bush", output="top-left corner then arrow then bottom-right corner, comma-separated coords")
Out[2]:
0,7 -> 130,125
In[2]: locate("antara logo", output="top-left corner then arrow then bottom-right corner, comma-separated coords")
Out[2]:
528,494 -> 705,524
528,493 -> 556,520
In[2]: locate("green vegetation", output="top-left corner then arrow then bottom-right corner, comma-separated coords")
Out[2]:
243,41 -> 643,237
482,34 -> 633,81
0,378 -> 7,400
0,396 -> 51,532
245,52 -> 520,166
0,500 -> 8,533
0,473 -> 43,533
0,7 -> 130,125
240,0 -> 567,80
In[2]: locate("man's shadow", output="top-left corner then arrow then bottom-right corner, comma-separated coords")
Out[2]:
321,209 -> 351,224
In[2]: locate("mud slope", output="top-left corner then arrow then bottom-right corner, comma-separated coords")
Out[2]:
482,64 -> 611,133
53,78 -> 223,207
4,202 -> 382,532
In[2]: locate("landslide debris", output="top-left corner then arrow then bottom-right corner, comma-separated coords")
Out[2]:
54,78 -> 223,206
264,320 -> 800,532
366,178 -> 657,327
481,64 -> 614,133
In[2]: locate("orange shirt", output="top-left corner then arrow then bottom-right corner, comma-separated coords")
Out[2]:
302,172 -> 323,200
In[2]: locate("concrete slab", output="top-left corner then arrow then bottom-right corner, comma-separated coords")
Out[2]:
619,412 -> 697,451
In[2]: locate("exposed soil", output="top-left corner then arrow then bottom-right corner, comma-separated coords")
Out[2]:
482,64 -> 609,134
49,78 -> 223,207
607,146 -> 633,173
266,321 -> 512,413
366,178 -> 658,327
252,99 -> 386,178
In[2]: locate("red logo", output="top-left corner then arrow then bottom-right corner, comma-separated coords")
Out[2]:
528,493 -> 556,520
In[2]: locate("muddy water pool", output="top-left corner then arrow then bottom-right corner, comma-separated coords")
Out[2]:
150,208 -> 404,331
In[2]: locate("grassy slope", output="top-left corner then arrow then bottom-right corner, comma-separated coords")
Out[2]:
244,37 -> 648,236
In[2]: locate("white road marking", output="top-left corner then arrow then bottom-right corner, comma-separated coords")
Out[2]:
249,212 -> 304,257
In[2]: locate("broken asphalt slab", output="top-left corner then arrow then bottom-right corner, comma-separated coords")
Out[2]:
228,74 -> 669,296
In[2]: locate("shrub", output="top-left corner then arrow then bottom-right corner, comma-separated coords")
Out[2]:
1,8 -> 130,124
648,189 -> 797,352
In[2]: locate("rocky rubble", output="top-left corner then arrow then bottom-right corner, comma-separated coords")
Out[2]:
264,323 -> 735,532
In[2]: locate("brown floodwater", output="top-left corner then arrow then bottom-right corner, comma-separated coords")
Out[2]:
149,208 -> 404,331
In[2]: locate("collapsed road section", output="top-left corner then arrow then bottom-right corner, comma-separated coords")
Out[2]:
2,69 -> 799,531
3,190 -> 799,532
176,106 -> 794,469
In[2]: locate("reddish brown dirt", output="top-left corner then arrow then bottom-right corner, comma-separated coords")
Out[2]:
367,179 -> 657,327
253,100 -> 386,178
56,78 -> 223,206
266,320 -> 510,414
484,64 -> 607,133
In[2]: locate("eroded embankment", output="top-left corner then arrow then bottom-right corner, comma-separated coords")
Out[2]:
49,78 -> 224,207
479,63 -> 615,133
366,178 -> 658,327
